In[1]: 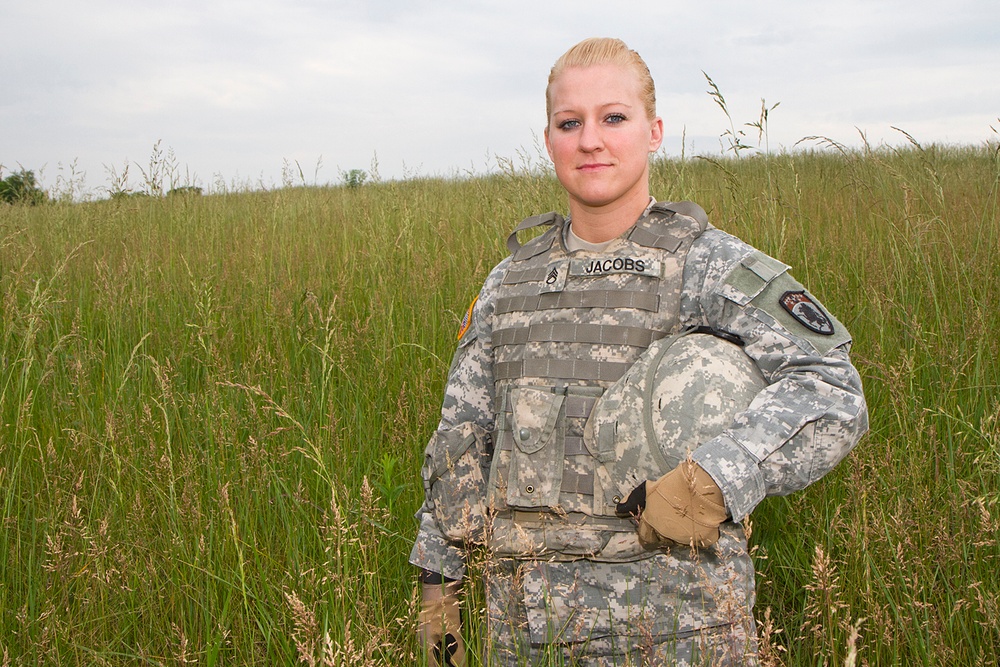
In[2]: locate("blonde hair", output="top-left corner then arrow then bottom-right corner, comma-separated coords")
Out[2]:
546,37 -> 656,121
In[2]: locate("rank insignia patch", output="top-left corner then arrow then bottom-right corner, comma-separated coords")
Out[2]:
780,291 -> 835,335
457,295 -> 478,340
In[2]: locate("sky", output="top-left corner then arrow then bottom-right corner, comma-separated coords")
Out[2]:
3,0 -> 998,198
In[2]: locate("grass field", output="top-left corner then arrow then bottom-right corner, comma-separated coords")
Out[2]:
1,140 -> 998,665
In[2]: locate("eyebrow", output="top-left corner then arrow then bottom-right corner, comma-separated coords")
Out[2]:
551,101 -> 634,115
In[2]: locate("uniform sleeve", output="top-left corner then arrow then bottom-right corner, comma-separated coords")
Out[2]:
408,259 -> 506,580
680,230 -> 869,521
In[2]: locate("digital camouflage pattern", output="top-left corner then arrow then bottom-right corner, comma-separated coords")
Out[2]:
410,201 -> 868,661
485,556 -> 758,666
485,203 -> 706,553
680,238 -> 867,522
422,421 -> 491,542
588,332 -> 767,511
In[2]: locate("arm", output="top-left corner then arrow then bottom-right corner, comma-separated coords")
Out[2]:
681,230 -> 869,522
408,259 -> 505,580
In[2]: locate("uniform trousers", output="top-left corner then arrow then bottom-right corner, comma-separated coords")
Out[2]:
483,556 -> 759,666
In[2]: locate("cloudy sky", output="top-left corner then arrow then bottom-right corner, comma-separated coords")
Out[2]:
3,0 -> 998,198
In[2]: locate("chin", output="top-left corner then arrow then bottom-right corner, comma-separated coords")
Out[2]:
572,187 -> 631,209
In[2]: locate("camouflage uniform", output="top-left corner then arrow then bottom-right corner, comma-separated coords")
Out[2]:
410,202 -> 868,665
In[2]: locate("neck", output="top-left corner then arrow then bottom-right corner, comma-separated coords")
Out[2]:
568,190 -> 652,244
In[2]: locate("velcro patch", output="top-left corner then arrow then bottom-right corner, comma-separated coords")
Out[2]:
570,257 -> 661,278
780,291 -> 835,335
457,295 -> 478,340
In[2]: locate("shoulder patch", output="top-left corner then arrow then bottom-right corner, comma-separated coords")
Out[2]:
718,252 -> 852,355
780,291 -> 835,335
457,295 -> 478,341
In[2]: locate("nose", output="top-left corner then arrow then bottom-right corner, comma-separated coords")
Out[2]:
578,122 -> 603,152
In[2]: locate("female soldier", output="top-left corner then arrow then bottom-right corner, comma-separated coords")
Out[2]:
411,37 -> 867,666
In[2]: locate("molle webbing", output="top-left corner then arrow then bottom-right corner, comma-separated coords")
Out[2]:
495,358 -> 631,383
505,391 -> 597,420
488,204 -> 707,528
497,510 -> 636,533
625,225 -> 685,252
501,435 -> 590,456
492,323 -> 667,348
495,290 -> 660,315
502,265 -> 553,285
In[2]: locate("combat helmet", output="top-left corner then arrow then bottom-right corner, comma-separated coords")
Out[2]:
586,330 -> 767,512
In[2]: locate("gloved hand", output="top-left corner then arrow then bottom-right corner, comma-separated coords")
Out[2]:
417,574 -> 466,667
616,460 -> 728,549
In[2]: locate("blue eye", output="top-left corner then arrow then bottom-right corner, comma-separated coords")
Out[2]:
606,113 -> 627,125
557,119 -> 580,130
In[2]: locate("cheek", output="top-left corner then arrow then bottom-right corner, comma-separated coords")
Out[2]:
547,137 -> 573,166
621,133 -> 652,163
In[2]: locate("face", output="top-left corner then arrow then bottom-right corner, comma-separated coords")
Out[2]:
544,64 -> 663,216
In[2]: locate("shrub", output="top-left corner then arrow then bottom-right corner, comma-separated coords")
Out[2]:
0,168 -> 48,205
342,168 -> 368,188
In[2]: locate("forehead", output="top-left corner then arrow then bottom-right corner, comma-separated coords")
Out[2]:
548,64 -> 643,114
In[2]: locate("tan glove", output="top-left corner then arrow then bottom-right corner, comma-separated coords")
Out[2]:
628,460 -> 729,549
417,579 -> 466,667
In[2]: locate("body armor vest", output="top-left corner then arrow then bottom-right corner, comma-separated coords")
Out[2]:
486,202 -> 709,560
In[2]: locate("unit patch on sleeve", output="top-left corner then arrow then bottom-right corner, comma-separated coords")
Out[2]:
457,295 -> 478,341
779,291 -> 835,335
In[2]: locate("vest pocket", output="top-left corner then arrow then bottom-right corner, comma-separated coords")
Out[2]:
506,386 -> 566,509
423,422 -> 490,542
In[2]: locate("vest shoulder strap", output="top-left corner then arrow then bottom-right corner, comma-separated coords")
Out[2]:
507,211 -> 565,262
504,201 -> 707,259
627,200 -> 709,252
651,200 -> 709,226
506,211 -> 563,255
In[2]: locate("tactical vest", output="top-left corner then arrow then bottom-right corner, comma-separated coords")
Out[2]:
486,202 -> 711,560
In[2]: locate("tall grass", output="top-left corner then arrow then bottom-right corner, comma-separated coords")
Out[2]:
0,143 -> 997,665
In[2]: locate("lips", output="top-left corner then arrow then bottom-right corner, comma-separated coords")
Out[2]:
578,162 -> 612,172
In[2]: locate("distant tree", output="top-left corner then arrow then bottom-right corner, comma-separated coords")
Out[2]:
110,191 -> 150,201
342,169 -> 368,189
168,185 -> 203,196
0,169 -> 48,205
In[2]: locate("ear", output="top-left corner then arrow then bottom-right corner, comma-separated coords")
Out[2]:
544,126 -> 554,161
648,116 -> 664,153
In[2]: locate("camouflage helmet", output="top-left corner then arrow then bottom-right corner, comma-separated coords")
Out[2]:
587,331 -> 767,510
